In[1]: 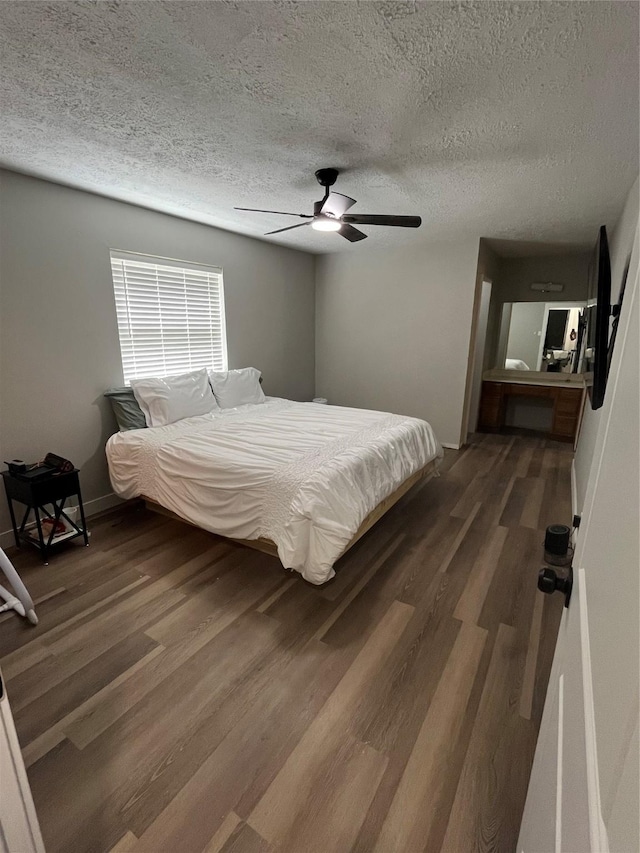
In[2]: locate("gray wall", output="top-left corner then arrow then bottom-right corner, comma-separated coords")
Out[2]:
472,241 -> 501,375
506,302 -> 547,369
495,303 -> 512,370
485,252 -> 590,368
574,175 -> 639,512
495,253 -> 591,303
0,170 -> 315,535
315,238 -> 481,447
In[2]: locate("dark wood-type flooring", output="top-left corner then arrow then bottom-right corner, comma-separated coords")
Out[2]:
0,434 -> 570,853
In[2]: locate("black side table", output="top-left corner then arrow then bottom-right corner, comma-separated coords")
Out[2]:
2,469 -> 89,564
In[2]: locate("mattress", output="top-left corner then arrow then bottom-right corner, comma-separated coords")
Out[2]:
106,398 -> 443,584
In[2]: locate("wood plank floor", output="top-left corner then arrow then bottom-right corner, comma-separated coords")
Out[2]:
0,433 -> 571,853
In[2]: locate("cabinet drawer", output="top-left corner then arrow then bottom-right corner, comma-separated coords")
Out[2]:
31,473 -> 80,504
478,399 -> 503,430
556,389 -> 583,414
482,382 -> 503,398
552,414 -> 578,437
556,397 -> 582,416
507,384 -> 551,399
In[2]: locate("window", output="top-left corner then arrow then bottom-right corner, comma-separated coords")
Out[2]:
110,250 -> 228,383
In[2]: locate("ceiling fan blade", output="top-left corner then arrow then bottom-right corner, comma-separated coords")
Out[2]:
321,193 -> 357,218
235,207 -> 312,218
339,223 -> 368,242
264,222 -> 312,236
342,214 -> 422,228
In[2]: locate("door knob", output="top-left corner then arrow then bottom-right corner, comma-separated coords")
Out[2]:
538,565 -> 573,607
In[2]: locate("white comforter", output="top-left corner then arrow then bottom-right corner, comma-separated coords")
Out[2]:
106,399 -> 442,584
505,358 -> 530,370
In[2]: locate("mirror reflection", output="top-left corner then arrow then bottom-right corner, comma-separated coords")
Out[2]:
498,301 -> 586,373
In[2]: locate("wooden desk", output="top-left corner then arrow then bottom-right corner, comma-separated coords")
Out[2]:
478,380 -> 584,442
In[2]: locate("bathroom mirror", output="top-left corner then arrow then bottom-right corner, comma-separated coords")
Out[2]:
497,301 -> 587,373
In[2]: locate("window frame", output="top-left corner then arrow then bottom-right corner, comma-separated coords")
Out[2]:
109,249 -> 228,384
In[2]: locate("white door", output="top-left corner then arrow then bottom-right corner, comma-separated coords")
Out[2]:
0,670 -> 45,853
518,225 -> 639,853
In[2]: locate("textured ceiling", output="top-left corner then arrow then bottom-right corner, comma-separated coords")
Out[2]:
0,1 -> 638,254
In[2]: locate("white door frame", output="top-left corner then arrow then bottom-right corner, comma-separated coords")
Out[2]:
0,672 -> 45,853
467,278 -> 493,436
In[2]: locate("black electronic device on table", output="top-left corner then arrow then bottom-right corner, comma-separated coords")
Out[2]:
42,452 -> 75,473
5,453 -> 75,482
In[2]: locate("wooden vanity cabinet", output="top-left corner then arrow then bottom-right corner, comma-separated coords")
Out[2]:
478,381 -> 584,442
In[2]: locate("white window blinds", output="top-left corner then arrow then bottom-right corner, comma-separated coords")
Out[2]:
110,250 -> 228,383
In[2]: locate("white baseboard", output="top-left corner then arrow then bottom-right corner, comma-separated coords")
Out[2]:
0,492 -> 124,551
81,492 -> 125,517
441,442 -> 461,450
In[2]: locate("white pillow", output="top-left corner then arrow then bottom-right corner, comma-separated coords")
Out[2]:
131,368 -> 219,427
208,367 -> 265,408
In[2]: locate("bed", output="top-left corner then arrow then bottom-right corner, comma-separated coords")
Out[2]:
106,398 -> 442,584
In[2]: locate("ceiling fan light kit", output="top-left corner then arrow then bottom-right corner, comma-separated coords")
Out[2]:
235,168 -> 422,243
312,215 -> 341,232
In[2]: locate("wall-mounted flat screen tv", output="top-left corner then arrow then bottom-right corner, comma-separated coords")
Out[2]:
584,225 -> 611,410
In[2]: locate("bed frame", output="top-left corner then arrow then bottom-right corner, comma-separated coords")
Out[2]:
142,458 -> 438,562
